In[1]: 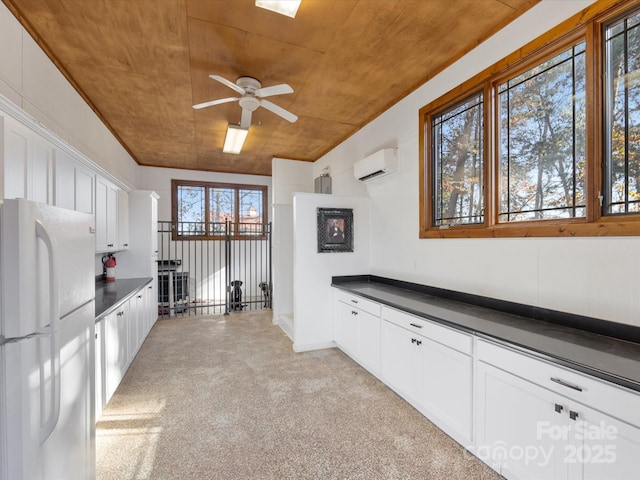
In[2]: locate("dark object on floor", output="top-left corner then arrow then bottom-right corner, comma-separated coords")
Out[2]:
259,281 -> 272,308
230,280 -> 244,311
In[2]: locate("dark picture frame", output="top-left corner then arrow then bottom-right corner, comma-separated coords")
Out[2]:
317,208 -> 353,253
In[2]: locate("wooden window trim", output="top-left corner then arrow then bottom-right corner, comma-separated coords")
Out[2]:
171,179 -> 268,241
420,0 -> 640,239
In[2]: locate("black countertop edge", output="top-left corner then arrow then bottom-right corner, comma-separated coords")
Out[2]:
332,275 -> 640,345
332,275 -> 640,393
95,277 -> 153,320
473,332 -> 640,394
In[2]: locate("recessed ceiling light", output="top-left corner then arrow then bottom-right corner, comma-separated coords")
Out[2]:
223,125 -> 249,154
255,0 -> 301,18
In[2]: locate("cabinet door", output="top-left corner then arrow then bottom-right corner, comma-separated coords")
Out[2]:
75,166 -> 94,214
581,406 -> 640,480
475,361 -> 567,479
2,115 -> 29,200
335,300 -> 358,358
357,309 -> 381,375
422,336 -> 473,444
150,194 -> 158,254
104,311 -> 121,403
380,320 -> 422,405
145,282 -> 157,333
128,293 -> 145,359
30,135 -> 53,205
53,149 -> 76,210
118,189 -> 129,249
95,319 -> 105,421
95,176 -> 119,252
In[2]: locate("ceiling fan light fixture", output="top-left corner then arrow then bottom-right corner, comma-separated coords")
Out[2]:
223,125 -> 249,154
255,0 -> 300,18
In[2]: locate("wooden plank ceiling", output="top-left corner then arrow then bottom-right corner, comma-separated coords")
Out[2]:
3,0 -> 537,176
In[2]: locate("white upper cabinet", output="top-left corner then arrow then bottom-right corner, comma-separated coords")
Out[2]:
75,165 -> 94,215
95,175 -> 119,252
53,148 -> 76,210
1,115 -> 54,203
117,189 -> 129,250
1,115 -> 30,200
31,134 -> 53,205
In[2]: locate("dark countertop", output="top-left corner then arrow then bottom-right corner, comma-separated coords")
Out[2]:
332,275 -> 640,393
95,277 -> 153,320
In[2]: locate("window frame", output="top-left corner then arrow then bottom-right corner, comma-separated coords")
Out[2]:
171,179 -> 268,241
419,0 -> 640,238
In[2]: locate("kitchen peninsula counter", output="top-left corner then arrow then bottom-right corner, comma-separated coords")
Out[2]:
332,275 -> 640,392
95,277 -> 153,320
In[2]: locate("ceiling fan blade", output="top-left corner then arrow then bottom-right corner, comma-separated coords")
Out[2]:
256,83 -> 293,98
192,97 -> 239,110
259,99 -> 298,123
210,75 -> 246,95
240,108 -> 252,129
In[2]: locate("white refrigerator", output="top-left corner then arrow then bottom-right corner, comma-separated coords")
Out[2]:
0,199 -> 95,479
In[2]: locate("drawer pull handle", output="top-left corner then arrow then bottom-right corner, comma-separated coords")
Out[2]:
550,377 -> 583,392
351,310 -> 358,315
411,338 -> 416,344
554,404 -> 563,414
350,299 -> 358,304
409,323 -> 422,329
416,339 -> 422,346
569,410 -> 579,421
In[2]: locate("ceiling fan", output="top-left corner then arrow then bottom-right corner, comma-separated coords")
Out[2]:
193,75 -> 298,128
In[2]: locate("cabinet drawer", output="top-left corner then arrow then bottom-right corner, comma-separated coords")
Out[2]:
382,306 -> 472,355
477,339 -> 640,428
334,289 -> 381,316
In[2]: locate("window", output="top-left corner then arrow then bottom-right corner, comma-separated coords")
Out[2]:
419,0 -> 640,238
171,180 -> 267,239
498,42 -> 586,222
604,9 -> 640,215
430,91 -> 485,227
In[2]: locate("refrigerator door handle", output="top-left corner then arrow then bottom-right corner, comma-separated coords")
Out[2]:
35,220 -> 61,444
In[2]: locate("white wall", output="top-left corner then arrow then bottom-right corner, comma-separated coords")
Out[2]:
136,165 -> 272,222
271,158 -> 313,336
0,2 -> 138,188
309,1 -> 640,328
292,193 -> 369,351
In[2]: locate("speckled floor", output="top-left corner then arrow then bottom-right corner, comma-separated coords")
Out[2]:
96,311 -> 501,480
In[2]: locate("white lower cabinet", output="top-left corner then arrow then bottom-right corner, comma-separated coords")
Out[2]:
99,282 -> 157,409
334,290 -> 381,376
475,339 -> 640,480
104,302 -> 129,404
381,306 -> 473,445
332,288 -> 640,480
380,319 -> 423,404
128,292 -> 143,359
94,318 -> 105,422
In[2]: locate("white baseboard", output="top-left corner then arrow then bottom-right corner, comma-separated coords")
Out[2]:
274,313 -> 294,341
292,340 -> 336,352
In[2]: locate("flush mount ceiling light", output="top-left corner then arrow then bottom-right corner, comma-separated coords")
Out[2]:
222,125 -> 249,154
255,0 -> 301,18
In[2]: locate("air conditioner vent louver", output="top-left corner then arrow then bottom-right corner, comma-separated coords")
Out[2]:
354,148 -> 398,182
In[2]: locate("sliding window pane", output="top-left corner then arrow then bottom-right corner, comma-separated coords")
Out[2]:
431,92 -> 484,226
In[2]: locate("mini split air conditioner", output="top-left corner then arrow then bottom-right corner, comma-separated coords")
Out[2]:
353,148 -> 398,182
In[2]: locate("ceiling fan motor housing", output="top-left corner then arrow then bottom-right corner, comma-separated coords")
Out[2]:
237,76 -> 262,94
237,76 -> 262,111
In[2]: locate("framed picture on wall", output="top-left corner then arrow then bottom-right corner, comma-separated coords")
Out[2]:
317,208 -> 353,253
